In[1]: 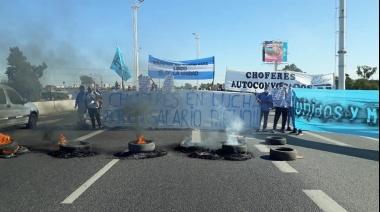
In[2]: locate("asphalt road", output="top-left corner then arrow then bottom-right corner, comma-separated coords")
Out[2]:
0,112 -> 378,212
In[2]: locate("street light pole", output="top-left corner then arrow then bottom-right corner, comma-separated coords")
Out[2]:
192,33 -> 200,88
192,33 -> 200,59
132,0 -> 142,91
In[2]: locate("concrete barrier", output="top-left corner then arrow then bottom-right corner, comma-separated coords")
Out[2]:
33,100 -> 76,116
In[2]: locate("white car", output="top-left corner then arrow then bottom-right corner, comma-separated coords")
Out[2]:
0,84 -> 39,129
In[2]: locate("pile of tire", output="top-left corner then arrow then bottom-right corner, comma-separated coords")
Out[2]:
265,136 -> 298,161
0,139 -> 19,155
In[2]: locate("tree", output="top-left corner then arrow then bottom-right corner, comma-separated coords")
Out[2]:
5,47 -> 47,101
282,63 -> 303,73
79,75 -> 95,85
345,74 -> 355,89
356,66 -> 377,79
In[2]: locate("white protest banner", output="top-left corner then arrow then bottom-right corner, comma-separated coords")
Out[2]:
101,90 -> 261,131
138,75 -> 151,92
224,69 -> 334,93
162,75 -> 174,92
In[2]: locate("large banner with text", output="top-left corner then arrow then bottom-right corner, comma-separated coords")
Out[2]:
293,89 -> 379,138
148,55 -> 215,80
101,90 -> 261,130
225,69 -> 334,93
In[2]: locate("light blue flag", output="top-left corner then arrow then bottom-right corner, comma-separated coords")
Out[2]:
110,46 -> 131,81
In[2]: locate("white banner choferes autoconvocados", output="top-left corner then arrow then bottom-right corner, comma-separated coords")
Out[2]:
225,69 -> 334,93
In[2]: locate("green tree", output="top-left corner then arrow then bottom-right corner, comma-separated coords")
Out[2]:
345,74 -> 355,89
79,75 -> 95,85
282,63 -> 303,73
5,47 -> 47,101
356,66 -> 377,79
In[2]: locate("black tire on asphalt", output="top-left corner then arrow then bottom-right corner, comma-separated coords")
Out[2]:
265,136 -> 287,145
0,139 -> 19,152
222,144 -> 247,154
269,147 -> 297,161
128,140 -> 155,153
26,113 -> 38,129
59,141 -> 92,153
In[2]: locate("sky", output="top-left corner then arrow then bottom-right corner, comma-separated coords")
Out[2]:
0,0 -> 379,87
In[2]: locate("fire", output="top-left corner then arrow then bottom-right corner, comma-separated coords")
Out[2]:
137,135 -> 146,144
57,134 -> 67,146
0,133 -> 12,145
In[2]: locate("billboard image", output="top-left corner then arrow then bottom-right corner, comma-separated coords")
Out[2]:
262,41 -> 288,62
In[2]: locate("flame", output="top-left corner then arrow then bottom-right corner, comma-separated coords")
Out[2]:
57,134 -> 67,147
137,135 -> 146,144
0,133 -> 13,146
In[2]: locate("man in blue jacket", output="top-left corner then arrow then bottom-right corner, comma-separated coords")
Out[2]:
256,86 -> 273,132
74,85 -> 87,124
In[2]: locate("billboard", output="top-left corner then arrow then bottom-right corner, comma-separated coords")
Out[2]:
262,41 -> 288,62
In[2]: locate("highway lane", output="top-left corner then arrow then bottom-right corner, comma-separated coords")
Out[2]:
0,112 -> 378,212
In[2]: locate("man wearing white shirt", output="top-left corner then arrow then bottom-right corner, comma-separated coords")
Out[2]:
271,82 -> 291,133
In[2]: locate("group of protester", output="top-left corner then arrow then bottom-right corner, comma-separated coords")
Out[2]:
74,85 -> 103,130
256,82 -> 302,135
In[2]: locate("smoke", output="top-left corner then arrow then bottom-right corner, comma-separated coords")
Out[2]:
0,2 -> 116,87
180,93 -> 246,149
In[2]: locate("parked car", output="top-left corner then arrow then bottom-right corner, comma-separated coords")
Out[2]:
0,84 -> 39,129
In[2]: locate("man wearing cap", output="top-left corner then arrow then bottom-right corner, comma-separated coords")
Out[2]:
270,82 -> 291,133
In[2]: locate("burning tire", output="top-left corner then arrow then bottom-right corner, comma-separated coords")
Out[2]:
59,141 -> 92,153
128,140 -> 155,153
265,136 -> 287,145
270,147 -> 297,161
0,139 -> 19,153
222,144 -> 247,154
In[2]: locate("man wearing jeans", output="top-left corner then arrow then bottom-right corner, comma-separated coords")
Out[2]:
271,82 -> 291,133
256,86 -> 273,132
85,86 -> 102,130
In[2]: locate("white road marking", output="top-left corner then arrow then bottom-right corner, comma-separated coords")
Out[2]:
254,144 -> 270,153
267,121 -> 351,146
73,130 -> 107,141
61,159 -> 120,204
38,119 -> 63,125
303,190 -> 348,212
191,130 -> 202,143
272,161 -> 298,173
361,136 -> 379,141
304,131 -> 350,147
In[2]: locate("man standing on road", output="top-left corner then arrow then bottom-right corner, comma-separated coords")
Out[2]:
271,82 -> 291,133
74,85 -> 87,125
256,86 -> 273,132
288,84 -> 303,135
86,85 -> 102,130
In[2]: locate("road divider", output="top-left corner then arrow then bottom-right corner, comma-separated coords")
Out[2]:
33,100 -> 75,116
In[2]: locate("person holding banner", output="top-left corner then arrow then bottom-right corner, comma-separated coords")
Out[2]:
256,86 -> 273,132
288,84 -> 303,135
271,82 -> 290,133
